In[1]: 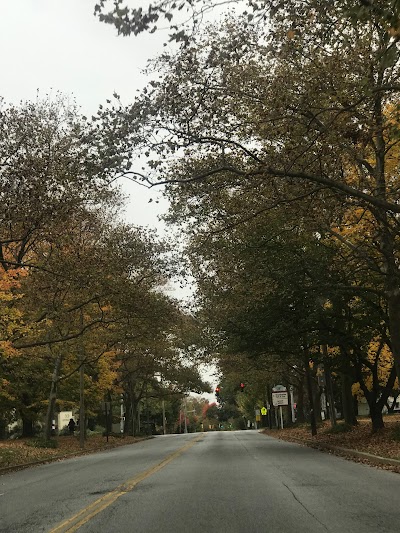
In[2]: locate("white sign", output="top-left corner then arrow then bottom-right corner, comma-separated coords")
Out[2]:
58,411 -> 73,430
272,391 -> 289,406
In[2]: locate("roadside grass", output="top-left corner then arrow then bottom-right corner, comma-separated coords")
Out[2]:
0,434 -> 146,471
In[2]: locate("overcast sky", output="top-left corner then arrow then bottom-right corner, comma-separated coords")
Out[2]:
1,0 -> 170,230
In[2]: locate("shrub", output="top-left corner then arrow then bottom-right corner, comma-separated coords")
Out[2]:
109,431 -> 125,438
87,426 -> 105,436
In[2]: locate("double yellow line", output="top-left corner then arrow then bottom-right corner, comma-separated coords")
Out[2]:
50,434 -> 204,533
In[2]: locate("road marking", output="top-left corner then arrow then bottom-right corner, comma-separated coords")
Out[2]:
49,434 -> 204,533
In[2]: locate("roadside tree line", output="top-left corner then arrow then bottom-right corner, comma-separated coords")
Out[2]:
0,95 -> 209,441
94,0 -> 400,432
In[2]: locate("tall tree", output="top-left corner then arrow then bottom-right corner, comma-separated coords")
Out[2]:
0,96 -> 120,274
98,4 -> 400,387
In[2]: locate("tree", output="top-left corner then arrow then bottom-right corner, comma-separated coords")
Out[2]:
0,269 -> 29,437
0,94 -> 173,438
173,176 -> 396,431
0,199 -> 176,439
95,1 -> 400,42
352,339 -> 399,419
117,304 -> 211,436
94,0 -> 229,42
95,3 -> 400,403
0,96 -> 120,275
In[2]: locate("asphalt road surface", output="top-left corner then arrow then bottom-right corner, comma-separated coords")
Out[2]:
1,430 -> 400,532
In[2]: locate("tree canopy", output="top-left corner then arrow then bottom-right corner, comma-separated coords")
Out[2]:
93,0 -> 400,431
0,95 -> 210,438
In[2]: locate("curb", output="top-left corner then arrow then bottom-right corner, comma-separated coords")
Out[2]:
271,434 -> 400,468
0,436 -> 153,476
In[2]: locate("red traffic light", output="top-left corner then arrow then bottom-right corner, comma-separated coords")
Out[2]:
215,387 -> 220,394
240,382 -> 245,392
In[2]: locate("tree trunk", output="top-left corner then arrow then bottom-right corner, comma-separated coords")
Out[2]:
0,420 -> 6,439
128,380 -> 139,436
340,347 -> 357,426
137,402 -> 141,434
106,391 -> 113,436
285,381 -> 293,427
44,354 -> 62,441
21,416 -> 34,438
304,350 -> 317,436
20,391 -> 35,437
79,309 -> 85,448
370,403 -> 385,432
340,371 -> 357,425
124,390 -> 138,436
320,346 -> 336,427
124,394 -> 132,436
310,366 -> 322,423
266,384 -> 274,428
79,359 -> 85,448
295,378 -> 306,423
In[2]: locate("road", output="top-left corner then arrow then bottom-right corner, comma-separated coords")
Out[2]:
1,430 -> 400,532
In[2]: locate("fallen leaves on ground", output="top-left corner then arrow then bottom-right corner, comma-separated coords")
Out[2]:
0,435 -> 146,470
262,415 -> 400,472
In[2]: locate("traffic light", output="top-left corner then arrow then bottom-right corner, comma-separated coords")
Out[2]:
240,382 -> 245,392
215,386 -> 221,398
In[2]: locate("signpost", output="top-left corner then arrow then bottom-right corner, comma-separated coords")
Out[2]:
272,385 -> 288,429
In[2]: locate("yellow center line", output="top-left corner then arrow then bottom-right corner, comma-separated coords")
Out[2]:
49,434 -> 204,533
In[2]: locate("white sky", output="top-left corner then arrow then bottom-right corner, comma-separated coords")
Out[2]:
0,0 -> 169,230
